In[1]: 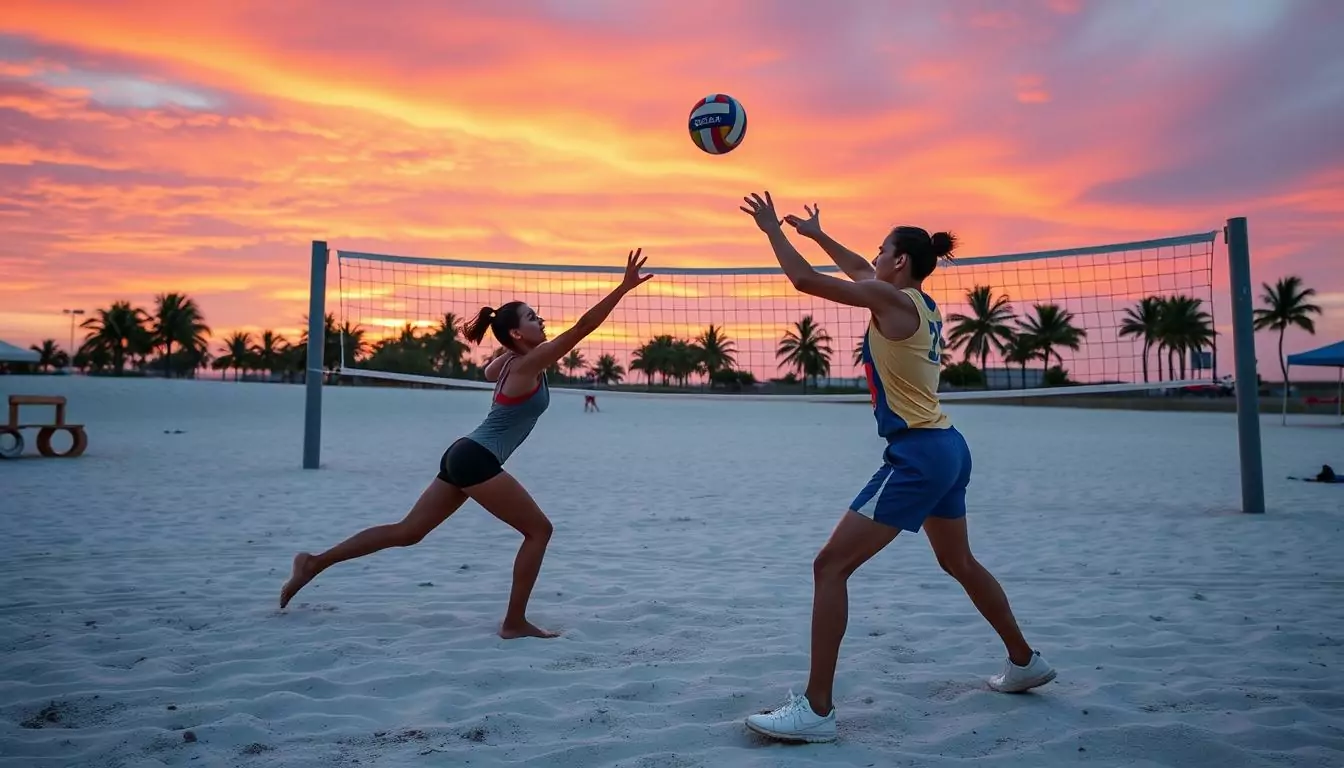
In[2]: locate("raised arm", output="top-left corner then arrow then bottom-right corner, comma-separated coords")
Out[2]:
509,249 -> 653,380
783,203 -> 874,282
744,192 -> 919,335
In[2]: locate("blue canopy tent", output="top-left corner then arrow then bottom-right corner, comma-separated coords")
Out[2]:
1285,340 -> 1344,425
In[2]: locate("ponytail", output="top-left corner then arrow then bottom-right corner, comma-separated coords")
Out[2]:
462,306 -> 496,345
929,231 -> 957,261
460,300 -> 528,349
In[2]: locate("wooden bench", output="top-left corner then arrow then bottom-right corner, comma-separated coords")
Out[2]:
0,394 -> 88,459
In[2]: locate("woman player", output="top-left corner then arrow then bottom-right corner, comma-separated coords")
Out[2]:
737,194 -> 1055,742
279,249 -> 654,640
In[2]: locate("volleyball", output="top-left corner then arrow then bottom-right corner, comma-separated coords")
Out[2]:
688,94 -> 747,155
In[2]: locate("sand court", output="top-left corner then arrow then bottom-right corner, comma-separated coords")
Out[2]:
1,375 -> 1342,767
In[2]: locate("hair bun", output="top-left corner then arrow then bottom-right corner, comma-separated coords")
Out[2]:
930,231 -> 957,259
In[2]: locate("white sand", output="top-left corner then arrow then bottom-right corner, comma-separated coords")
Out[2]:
1,375 -> 1342,768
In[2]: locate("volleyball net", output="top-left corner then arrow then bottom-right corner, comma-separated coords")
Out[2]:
328,231 -> 1220,401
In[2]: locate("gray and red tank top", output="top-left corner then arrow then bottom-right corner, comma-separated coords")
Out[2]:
465,358 -> 550,463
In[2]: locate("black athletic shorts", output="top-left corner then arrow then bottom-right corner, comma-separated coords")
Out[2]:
437,437 -> 503,488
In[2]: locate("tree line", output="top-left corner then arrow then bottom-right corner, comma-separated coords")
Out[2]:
14,276 -> 1323,393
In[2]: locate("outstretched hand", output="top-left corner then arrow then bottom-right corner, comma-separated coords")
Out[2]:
783,203 -> 822,239
619,248 -> 654,293
740,191 -> 783,233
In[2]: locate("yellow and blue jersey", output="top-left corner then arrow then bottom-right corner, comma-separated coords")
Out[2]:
860,287 -> 951,439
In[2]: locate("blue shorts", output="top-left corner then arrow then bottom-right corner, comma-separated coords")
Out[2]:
849,426 -> 972,532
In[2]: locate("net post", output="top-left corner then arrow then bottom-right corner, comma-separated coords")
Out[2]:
303,240 -> 328,470
1225,217 -> 1265,514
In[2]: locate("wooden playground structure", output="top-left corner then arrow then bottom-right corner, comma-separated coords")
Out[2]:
0,395 -> 88,459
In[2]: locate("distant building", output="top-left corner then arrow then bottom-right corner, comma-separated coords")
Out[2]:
813,376 -> 866,388
982,366 -> 1043,390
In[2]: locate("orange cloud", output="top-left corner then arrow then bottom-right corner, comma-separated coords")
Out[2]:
1014,75 -> 1051,104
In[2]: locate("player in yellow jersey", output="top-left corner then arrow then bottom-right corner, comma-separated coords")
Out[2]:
738,192 -> 1055,744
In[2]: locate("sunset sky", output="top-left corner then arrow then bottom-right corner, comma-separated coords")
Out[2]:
1,0 -> 1341,380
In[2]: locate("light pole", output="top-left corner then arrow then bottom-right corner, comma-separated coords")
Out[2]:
62,308 -> 84,367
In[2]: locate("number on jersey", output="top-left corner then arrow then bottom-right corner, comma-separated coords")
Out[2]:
926,320 -> 944,364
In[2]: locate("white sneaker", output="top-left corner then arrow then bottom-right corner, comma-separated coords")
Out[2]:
745,690 -> 837,743
988,650 -> 1057,693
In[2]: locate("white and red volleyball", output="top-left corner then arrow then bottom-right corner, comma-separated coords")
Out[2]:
687,94 -> 747,155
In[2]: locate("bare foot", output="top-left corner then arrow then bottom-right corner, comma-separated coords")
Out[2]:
499,619 -> 560,640
279,553 -> 319,609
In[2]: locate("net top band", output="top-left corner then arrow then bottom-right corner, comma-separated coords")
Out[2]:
336,231 -> 1218,275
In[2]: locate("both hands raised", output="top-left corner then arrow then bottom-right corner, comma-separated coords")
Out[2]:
740,192 -> 824,240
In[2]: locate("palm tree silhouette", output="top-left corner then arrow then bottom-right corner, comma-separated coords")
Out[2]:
153,292 -> 210,378
1253,275 -> 1322,393
302,314 -> 367,380
1017,304 -> 1085,379
1118,296 -> 1164,383
1002,332 -> 1041,389
1156,295 -> 1216,380
588,354 -> 624,385
777,315 -> 833,393
669,339 -> 703,386
946,285 -> 1016,379
632,335 -> 677,387
80,301 -> 150,375
214,331 -> 254,380
29,340 -> 63,373
697,324 -> 736,384
339,321 -> 368,371
562,350 -> 586,380
629,340 -> 660,388
430,313 -> 469,375
252,331 -> 288,379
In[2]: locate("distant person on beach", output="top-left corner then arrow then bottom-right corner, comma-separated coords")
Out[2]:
279,250 -> 654,639
737,195 -> 1055,743
583,394 -> 599,412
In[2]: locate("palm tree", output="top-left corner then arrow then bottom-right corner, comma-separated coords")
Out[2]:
337,321 -> 368,373
777,315 -> 833,392
213,331 -> 254,380
589,354 -> 624,385
852,337 -> 865,369
669,339 -> 703,386
1002,332 -> 1041,389
252,330 -> 288,379
629,341 -> 659,388
631,335 -> 676,387
946,285 -> 1016,379
152,292 -> 210,378
696,325 -> 736,384
1118,296 -> 1164,383
562,350 -> 586,380
29,340 -> 63,372
80,301 -> 151,375
1017,304 -> 1086,378
1156,295 -> 1216,380
1253,275 -> 1322,394
429,312 -> 469,376
302,314 -> 366,380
